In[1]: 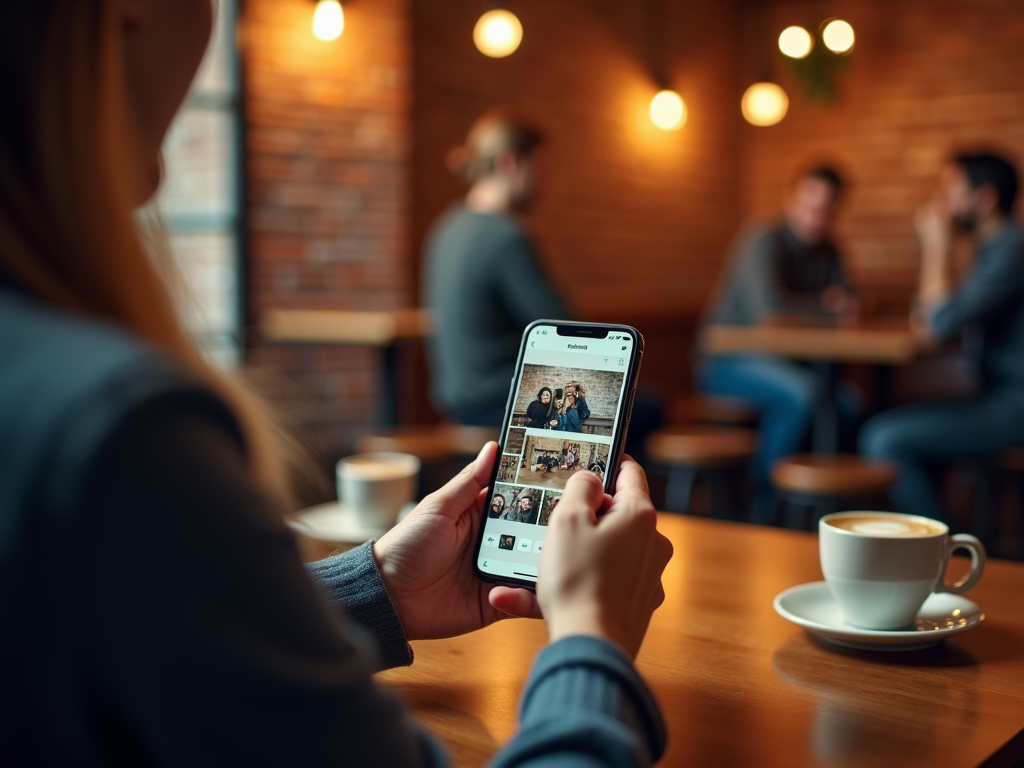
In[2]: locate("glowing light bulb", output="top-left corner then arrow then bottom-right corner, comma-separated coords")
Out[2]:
473,9 -> 523,58
312,0 -> 344,41
822,19 -> 855,53
649,90 -> 687,131
741,82 -> 789,127
778,26 -> 813,59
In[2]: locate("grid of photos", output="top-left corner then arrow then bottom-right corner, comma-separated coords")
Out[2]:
488,360 -> 624,545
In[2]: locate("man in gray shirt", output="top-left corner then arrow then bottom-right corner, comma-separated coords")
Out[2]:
698,167 -> 857,506
861,152 -> 1024,522
424,111 -> 567,425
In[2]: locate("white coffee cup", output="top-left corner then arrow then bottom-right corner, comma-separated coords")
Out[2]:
819,511 -> 986,631
336,452 -> 420,530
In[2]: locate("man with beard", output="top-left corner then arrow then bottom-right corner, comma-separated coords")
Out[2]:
861,152 -> 1024,521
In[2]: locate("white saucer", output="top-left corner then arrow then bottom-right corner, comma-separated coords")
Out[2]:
288,502 -> 415,543
773,581 -> 985,652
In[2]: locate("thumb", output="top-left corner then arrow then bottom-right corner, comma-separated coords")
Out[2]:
489,586 -> 543,620
553,470 -> 605,525
418,441 -> 498,519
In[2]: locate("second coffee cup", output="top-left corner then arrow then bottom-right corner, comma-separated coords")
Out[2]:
337,452 -> 420,531
819,511 -> 985,631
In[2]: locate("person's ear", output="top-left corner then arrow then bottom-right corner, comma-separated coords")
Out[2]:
119,0 -> 146,30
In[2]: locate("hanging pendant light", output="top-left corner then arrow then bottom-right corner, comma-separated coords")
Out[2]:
312,0 -> 344,41
649,89 -> 687,131
741,82 -> 789,126
473,8 -> 523,58
778,25 -> 813,59
822,19 -> 855,53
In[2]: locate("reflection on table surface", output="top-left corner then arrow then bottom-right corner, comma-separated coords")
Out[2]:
377,514 -> 1024,768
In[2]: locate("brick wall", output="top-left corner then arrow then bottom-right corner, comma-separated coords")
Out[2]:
743,0 -> 1024,311
244,0 -> 410,462
411,0 -> 746,319
515,364 -> 625,420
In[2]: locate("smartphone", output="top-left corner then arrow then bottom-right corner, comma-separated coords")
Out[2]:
473,320 -> 644,589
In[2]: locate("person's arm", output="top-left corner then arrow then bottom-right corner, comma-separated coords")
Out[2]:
924,229 -> 1024,341
75,393 -> 442,767
490,637 -> 665,768
494,231 -> 570,323
742,232 -> 837,320
575,397 -> 590,422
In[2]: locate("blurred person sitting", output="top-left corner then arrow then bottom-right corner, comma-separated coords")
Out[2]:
0,3 -> 674,766
423,111 -> 568,426
698,167 -> 857,513
860,152 -> 1024,522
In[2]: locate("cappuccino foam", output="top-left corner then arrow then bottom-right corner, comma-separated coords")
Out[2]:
827,514 -> 943,538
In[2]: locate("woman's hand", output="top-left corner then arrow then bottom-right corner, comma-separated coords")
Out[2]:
372,443 -> 540,641
532,458 -> 673,659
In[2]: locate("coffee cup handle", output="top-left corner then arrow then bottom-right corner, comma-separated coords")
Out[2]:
938,533 -> 986,595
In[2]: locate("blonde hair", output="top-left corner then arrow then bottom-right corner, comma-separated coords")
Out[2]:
447,108 -> 543,184
0,1 -> 292,508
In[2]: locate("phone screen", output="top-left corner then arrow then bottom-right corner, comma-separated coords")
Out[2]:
476,322 -> 641,585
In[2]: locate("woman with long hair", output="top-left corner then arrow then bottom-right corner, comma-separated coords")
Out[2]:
552,391 -> 583,433
0,2 -> 672,765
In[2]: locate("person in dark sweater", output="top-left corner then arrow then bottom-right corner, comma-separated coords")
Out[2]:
423,111 -> 569,425
698,167 -> 858,508
525,386 -> 555,428
0,3 -> 674,766
861,152 -> 1024,521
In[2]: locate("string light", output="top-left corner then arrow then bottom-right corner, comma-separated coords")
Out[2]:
312,0 -> 344,41
822,19 -> 855,53
649,90 -> 687,131
778,26 -> 813,59
473,9 -> 523,58
741,82 -> 789,127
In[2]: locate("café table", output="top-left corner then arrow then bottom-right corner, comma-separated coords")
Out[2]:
699,321 -> 918,453
260,308 -> 432,425
376,514 -> 1024,768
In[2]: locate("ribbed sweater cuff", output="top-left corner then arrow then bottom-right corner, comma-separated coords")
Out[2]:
307,542 -> 414,672
520,636 -> 667,762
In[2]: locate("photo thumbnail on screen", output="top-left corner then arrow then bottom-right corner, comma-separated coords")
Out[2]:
513,365 -> 625,437
538,491 -> 562,526
489,483 -> 543,525
517,435 -> 610,492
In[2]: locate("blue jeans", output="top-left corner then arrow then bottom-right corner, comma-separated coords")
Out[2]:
859,389 -> 1024,523
698,355 -> 825,485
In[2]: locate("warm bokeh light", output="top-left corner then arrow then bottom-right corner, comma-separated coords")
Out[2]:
778,26 -> 813,59
648,90 -> 687,131
312,0 -> 344,41
473,9 -> 523,58
741,82 -> 789,126
822,19 -> 855,53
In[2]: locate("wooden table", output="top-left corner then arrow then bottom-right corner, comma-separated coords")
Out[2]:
260,308 -> 432,425
700,322 -> 918,452
378,514 -> 1024,768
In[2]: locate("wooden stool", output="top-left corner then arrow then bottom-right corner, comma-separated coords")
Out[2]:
646,426 -> 757,517
355,424 -> 499,495
770,454 -> 898,530
668,394 -> 759,427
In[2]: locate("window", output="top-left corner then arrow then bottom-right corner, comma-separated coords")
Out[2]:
157,0 -> 243,366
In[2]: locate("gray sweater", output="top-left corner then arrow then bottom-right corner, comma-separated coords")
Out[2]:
704,221 -> 847,328
423,205 -> 568,417
0,288 -> 665,766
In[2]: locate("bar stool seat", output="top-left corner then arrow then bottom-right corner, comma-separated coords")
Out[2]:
770,454 -> 898,529
646,426 -> 756,516
668,394 -> 759,427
